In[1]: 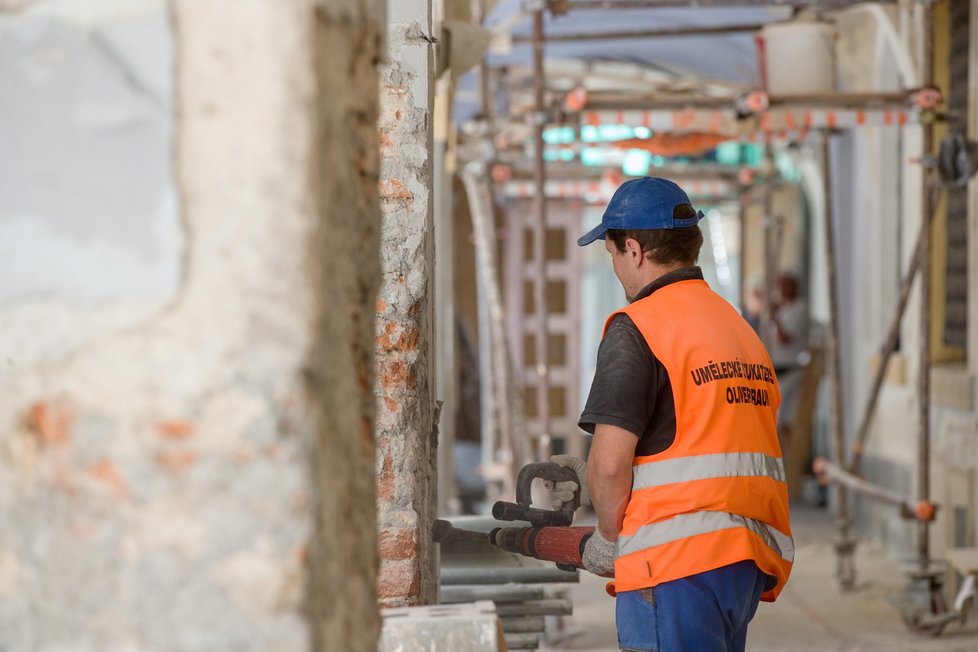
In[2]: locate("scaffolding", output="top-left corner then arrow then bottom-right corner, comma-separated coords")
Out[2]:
457,0 -> 968,636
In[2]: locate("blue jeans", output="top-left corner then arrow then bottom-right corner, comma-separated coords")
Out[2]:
615,560 -> 767,652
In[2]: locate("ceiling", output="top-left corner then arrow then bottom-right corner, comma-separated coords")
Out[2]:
488,1 -> 790,83
455,1 -> 793,122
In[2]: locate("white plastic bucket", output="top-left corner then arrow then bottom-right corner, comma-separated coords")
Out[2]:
761,22 -> 836,95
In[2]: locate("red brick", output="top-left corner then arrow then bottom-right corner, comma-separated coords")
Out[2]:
376,358 -> 413,391
377,559 -> 419,600
376,321 -> 420,353
158,419 -> 195,439
27,401 -> 73,444
377,446 -> 395,501
87,460 -> 130,499
156,449 -> 197,474
379,527 -> 417,560
382,396 -> 399,414
379,130 -> 395,155
378,179 -> 412,201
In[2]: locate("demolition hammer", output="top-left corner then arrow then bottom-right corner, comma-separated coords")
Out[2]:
433,462 -> 613,578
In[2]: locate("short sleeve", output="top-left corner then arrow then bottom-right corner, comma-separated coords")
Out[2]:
579,314 -> 659,438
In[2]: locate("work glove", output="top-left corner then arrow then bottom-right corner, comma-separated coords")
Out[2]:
549,454 -> 589,509
582,529 -> 616,577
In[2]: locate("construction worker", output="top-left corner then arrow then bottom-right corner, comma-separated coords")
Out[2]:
552,177 -> 793,651
768,271 -> 809,375
768,270 -> 810,453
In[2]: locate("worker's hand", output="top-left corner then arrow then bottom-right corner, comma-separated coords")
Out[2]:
549,454 -> 589,509
582,529 -> 615,577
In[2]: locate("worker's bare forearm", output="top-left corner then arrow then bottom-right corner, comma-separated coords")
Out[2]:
587,424 -> 638,541
589,466 -> 631,541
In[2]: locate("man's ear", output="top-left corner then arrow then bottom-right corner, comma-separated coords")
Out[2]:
624,237 -> 643,264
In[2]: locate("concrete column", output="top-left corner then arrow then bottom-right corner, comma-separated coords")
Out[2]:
309,0 -> 386,650
375,0 -> 438,607
0,1 -> 385,650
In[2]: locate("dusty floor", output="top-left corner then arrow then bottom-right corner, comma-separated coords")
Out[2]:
542,506 -> 978,651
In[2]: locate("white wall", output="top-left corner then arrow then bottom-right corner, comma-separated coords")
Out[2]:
0,0 -> 180,366
831,3 -> 978,558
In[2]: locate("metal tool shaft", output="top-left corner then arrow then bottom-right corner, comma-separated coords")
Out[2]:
432,519 -> 492,544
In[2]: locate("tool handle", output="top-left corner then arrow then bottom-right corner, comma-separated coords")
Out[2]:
489,525 -> 614,578
491,462 -> 581,526
489,525 -> 592,567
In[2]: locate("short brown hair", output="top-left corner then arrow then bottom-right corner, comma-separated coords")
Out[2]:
606,204 -> 704,266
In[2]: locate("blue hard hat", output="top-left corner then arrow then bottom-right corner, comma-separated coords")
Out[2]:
577,177 -> 705,246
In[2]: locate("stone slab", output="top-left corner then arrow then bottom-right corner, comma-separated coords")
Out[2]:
379,601 -> 505,652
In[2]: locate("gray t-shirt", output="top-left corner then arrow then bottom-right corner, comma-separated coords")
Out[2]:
578,267 -> 705,455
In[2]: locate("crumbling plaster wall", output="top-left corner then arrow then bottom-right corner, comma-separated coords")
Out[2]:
0,0 -> 382,650
375,0 -> 438,608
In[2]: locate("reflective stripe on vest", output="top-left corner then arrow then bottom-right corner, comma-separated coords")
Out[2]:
632,452 -> 785,490
616,511 -> 795,563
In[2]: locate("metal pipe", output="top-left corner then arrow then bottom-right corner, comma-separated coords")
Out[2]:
475,233 -> 500,504
768,91 -> 917,107
583,95 -> 739,110
759,154 -> 777,353
463,165 -> 527,498
495,600 -> 573,616
532,8 -> 551,460
738,186 -> 750,314
513,21 -> 774,44
916,0 -> 935,572
582,90 -> 922,112
813,459 -> 937,523
503,162 -> 744,180
441,585 -> 546,604
440,565 -> 578,585
475,0 -> 494,125
822,130 -> 854,590
470,0 -> 503,505
434,97 -> 457,516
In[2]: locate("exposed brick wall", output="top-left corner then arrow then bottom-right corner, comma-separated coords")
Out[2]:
375,0 -> 438,608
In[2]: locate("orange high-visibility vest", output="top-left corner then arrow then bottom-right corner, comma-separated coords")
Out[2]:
606,278 -> 793,601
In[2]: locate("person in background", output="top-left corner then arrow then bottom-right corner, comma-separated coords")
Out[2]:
769,272 -> 808,374
767,272 -> 809,451
742,280 -> 765,334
